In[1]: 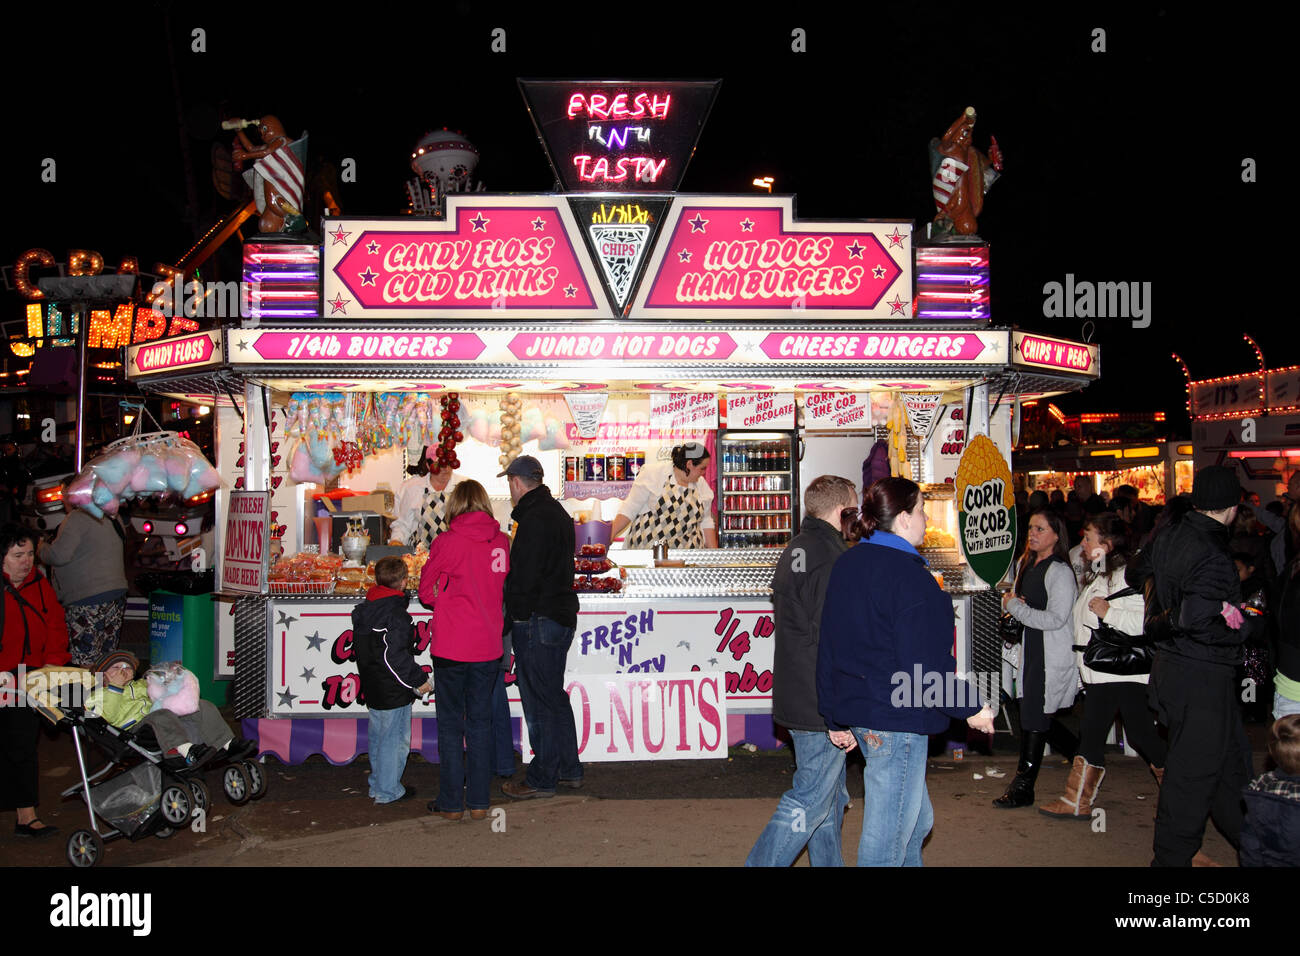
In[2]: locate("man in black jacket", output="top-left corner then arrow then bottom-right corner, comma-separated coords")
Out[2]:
498,456 -> 580,799
352,557 -> 431,805
1140,466 -> 1253,866
746,475 -> 859,866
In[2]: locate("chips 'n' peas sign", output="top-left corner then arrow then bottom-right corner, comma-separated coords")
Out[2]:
955,434 -> 1016,586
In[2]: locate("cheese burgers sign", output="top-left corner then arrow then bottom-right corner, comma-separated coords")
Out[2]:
955,434 -> 1016,587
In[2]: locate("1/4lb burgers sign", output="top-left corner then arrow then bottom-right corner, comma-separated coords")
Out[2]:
954,435 -> 1016,587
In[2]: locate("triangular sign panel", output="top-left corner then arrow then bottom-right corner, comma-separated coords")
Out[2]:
568,196 -> 671,316
519,79 -> 721,194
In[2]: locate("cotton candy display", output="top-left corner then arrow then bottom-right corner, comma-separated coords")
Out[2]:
66,432 -> 222,519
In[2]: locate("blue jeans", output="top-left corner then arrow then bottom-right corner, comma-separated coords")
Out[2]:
491,672 -> 516,777
1274,689 -> 1300,721
367,703 -> 413,804
434,660 -> 498,812
745,730 -> 848,867
853,727 -> 933,867
513,615 -> 582,791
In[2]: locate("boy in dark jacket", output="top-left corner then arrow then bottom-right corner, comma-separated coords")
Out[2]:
352,557 -> 430,804
1240,714 -> 1300,866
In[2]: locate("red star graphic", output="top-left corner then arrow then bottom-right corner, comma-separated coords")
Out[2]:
328,294 -> 351,315
329,226 -> 352,246
885,228 -> 906,248
887,295 -> 908,316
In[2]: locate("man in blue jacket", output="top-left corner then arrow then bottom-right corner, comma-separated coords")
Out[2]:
747,475 -> 859,866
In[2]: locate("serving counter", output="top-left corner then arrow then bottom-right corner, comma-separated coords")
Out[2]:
232,548 -> 1003,764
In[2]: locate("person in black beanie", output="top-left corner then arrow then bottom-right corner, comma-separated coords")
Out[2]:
1138,465 -> 1253,866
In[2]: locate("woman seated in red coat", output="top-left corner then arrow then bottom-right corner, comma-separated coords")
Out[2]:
0,523 -> 70,837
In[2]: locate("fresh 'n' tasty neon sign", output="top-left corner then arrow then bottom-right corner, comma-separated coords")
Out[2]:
566,92 -> 671,121
572,155 -> 667,184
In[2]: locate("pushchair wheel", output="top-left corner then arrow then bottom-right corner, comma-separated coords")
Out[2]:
160,782 -> 193,826
67,829 -> 103,868
188,777 -> 211,815
240,759 -> 267,800
222,762 -> 251,805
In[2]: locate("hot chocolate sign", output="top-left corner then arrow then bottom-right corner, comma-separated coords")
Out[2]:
633,197 -> 912,320
322,197 -> 611,319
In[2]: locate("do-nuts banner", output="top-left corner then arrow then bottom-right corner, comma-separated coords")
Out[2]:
803,392 -> 872,429
521,673 -> 728,762
955,435 -> 1016,587
650,392 -> 718,430
321,197 -> 612,320
633,196 -> 912,319
726,393 -> 795,429
222,491 -> 270,594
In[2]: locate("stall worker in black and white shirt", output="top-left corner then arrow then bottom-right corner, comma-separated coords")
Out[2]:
610,442 -> 718,550
389,446 -> 465,549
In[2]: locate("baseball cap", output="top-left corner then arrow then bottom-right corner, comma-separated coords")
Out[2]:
497,455 -> 544,481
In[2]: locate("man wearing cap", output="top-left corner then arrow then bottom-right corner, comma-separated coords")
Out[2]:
610,442 -> 718,549
497,456 -> 581,799
389,445 -> 464,549
1141,465 -> 1253,866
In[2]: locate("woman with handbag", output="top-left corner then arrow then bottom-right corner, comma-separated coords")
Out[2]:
1040,512 -> 1167,819
995,509 -> 1079,808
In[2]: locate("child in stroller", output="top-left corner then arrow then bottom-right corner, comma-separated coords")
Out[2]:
86,651 -> 256,770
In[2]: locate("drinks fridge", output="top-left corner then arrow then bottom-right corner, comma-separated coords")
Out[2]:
716,431 -> 799,548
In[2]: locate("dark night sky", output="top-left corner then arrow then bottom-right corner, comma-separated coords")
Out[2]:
1,7 -> 1279,430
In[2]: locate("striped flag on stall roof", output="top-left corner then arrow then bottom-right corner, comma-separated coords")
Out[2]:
256,142 -> 306,210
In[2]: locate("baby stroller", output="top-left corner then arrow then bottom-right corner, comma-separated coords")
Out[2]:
26,668 -> 266,867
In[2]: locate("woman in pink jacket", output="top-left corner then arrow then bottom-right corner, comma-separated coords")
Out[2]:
418,479 -> 510,820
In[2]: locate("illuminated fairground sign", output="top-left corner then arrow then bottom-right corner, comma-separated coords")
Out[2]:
127,330 -> 223,376
1012,330 -> 1099,377
632,196 -> 913,320
15,300 -> 199,351
568,198 -> 670,315
321,197 -> 612,320
518,79 -> 719,193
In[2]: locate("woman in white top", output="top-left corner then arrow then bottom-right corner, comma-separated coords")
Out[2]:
389,446 -> 464,548
1039,511 -> 1166,819
995,509 -> 1079,808
610,442 -> 718,549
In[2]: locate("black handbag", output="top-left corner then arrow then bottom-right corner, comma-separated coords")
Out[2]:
998,611 -> 1023,645
1075,586 -> 1154,676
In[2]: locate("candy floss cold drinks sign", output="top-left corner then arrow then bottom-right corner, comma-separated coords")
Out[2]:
223,491 -> 270,594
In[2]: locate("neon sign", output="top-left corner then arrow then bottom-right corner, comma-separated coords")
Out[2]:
519,79 -> 719,193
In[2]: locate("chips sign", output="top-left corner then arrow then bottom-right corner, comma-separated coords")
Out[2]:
954,435 -> 1016,587
222,491 -> 271,594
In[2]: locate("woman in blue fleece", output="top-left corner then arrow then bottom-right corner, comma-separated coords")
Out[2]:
818,477 -> 995,866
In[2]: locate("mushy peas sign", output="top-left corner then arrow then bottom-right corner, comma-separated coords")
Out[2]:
955,434 -> 1016,587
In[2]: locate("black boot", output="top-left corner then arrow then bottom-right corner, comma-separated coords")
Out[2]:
1047,719 -> 1079,763
993,730 -> 1047,808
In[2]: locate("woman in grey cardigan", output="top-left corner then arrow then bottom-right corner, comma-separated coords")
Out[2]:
994,509 -> 1079,808
38,503 -> 128,667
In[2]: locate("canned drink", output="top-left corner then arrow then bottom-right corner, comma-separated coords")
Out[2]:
608,453 -> 624,481
565,457 -> 577,482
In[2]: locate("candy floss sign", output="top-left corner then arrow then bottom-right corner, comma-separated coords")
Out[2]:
521,673 -> 728,762
222,491 -> 270,594
321,198 -> 610,319
127,330 -> 221,376
634,197 -> 912,319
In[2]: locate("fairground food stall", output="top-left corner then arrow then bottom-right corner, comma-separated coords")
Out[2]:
1014,405 -> 1192,504
124,81 -> 1099,764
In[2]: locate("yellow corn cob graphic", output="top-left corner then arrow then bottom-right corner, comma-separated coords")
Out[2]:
955,434 -> 1013,510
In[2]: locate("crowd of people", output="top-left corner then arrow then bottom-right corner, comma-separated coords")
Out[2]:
752,465 -> 1300,867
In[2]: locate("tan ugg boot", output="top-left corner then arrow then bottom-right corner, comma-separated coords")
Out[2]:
1038,755 -> 1104,819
